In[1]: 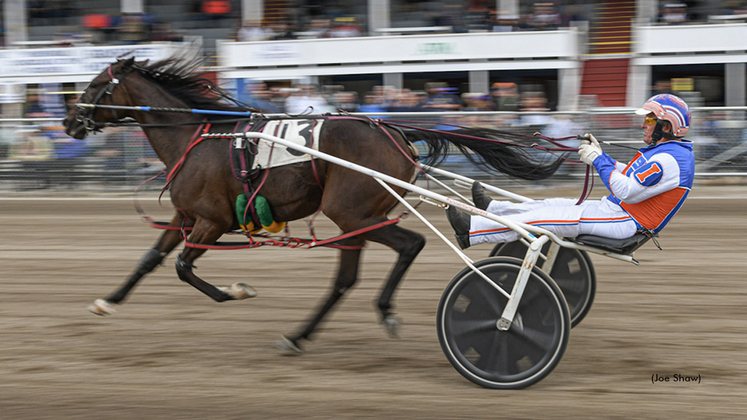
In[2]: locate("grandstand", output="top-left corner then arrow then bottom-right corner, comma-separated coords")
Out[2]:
1,0 -> 746,192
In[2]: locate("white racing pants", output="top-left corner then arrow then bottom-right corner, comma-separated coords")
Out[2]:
468,197 -> 638,246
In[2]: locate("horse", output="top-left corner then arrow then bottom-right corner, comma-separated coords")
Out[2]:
63,56 -> 563,353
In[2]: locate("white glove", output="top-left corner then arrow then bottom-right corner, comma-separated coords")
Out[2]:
579,132 -> 601,148
578,133 -> 602,165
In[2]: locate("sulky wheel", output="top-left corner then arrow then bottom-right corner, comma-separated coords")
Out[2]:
437,257 -> 570,389
490,241 -> 596,328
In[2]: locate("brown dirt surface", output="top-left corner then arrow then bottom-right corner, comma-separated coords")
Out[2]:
1,189 -> 746,419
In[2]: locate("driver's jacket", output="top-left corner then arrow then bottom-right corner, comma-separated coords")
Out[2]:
592,139 -> 695,232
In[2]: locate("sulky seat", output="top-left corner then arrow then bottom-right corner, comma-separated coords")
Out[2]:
572,231 -> 656,255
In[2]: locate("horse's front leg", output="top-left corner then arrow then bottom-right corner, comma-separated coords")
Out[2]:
88,213 -> 187,316
278,243 -> 363,354
174,218 -> 257,302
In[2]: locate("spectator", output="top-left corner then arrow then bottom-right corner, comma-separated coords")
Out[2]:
330,91 -> 360,112
284,84 -> 334,114
695,111 -> 728,159
45,125 -> 90,188
491,82 -> 520,112
542,114 -> 584,175
461,92 -> 493,111
519,90 -> 553,126
660,3 -> 689,25
9,128 -> 54,189
97,126 -> 127,176
269,87 -> 292,112
117,14 -> 148,44
492,12 -> 520,32
9,128 -> 53,162
423,83 -> 462,111
150,22 -> 182,42
528,2 -> 561,30
49,125 -> 89,161
297,17 -> 332,39
388,89 -> 423,112
241,82 -> 281,113
270,21 -> 298,40
358,91 -> 388,114
237,19 -> 274,42
25,93 -> 50,119
433,4 -> 468,33
326,17 -> 363,38
465,3 -> 492,31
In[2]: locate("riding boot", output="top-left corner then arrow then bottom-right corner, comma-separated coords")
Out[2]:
445,206 -> 471,250
472,182 -> 493,211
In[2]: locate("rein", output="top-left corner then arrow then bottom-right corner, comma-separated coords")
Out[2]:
326,115 -> 592,204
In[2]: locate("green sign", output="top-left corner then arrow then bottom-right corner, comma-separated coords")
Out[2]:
416,42 -> 457,55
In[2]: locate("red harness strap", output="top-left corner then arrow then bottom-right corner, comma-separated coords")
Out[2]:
181,217 -> 402,251
165,122 -> 211,185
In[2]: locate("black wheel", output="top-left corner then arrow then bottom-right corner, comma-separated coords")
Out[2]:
437,257 -> 570,389
490,241 -> 596,328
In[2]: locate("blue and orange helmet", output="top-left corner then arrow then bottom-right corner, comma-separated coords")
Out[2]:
635,93 -> 691,138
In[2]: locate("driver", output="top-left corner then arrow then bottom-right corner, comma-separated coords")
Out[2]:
446,93 -> 695,249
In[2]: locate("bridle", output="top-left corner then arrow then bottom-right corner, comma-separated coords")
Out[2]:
75,62 -> 135,134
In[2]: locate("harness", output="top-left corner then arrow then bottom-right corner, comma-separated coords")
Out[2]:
75,64 -> 135,135
76,65 -> 594,252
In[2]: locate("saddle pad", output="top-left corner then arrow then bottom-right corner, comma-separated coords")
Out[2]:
251,119 -> 323,170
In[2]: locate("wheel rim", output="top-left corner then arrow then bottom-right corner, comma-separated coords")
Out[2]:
490,242 -> 595,327
439,259 -> 568,387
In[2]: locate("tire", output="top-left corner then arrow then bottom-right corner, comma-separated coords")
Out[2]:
437,257 -> 570,389
490,241 -> 596,328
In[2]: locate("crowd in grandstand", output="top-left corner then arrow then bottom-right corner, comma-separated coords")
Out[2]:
239,81 -> 536,115
1,0 -> 746,190
5,1 -> 747,48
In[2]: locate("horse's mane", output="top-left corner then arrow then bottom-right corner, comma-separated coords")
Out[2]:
133,56 -> 252,112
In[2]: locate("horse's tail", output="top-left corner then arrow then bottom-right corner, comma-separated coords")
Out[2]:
400,127 -> 566,181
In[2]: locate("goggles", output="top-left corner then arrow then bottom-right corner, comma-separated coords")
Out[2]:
644,116 -> 658,126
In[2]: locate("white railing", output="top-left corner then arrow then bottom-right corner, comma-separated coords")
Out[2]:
216,30 -> 581,80
634,23 -> 747,66
0,42 -> 194,84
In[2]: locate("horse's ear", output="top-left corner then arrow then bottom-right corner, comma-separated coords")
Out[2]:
123,57 -> 136,67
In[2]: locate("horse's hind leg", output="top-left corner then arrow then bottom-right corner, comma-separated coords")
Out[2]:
357,223 -> 426,336
88,214 -> 186,316
174,218 -> 256,302
279,243 -> 363,353
279,223 -> 424,353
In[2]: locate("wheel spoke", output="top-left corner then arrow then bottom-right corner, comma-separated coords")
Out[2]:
553,275 -> 586,295
496,331 -> 510,374
481,331 -> 511,374
451,318 -> 498,338
473,280 -> 506,316
510,324 -> 554,353
517,286 -> 543,310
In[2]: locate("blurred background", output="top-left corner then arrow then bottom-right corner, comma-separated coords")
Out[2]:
1,0 -> 746,193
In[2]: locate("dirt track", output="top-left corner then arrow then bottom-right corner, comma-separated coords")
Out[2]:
1,189 -> 746,419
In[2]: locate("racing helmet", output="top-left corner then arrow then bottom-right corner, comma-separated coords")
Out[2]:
635,94 -> 691,138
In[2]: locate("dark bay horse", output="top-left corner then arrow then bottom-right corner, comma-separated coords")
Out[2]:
63,56 -> 562,352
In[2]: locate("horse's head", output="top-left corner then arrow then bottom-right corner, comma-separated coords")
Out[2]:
63,57 -> 138,139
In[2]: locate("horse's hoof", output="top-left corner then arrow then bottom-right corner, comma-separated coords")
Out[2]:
230,282 -> 257,299
218,283 -> 257,300
276,335 -> 304,356
382,315 -> 401,338
88,299 -> 116,316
